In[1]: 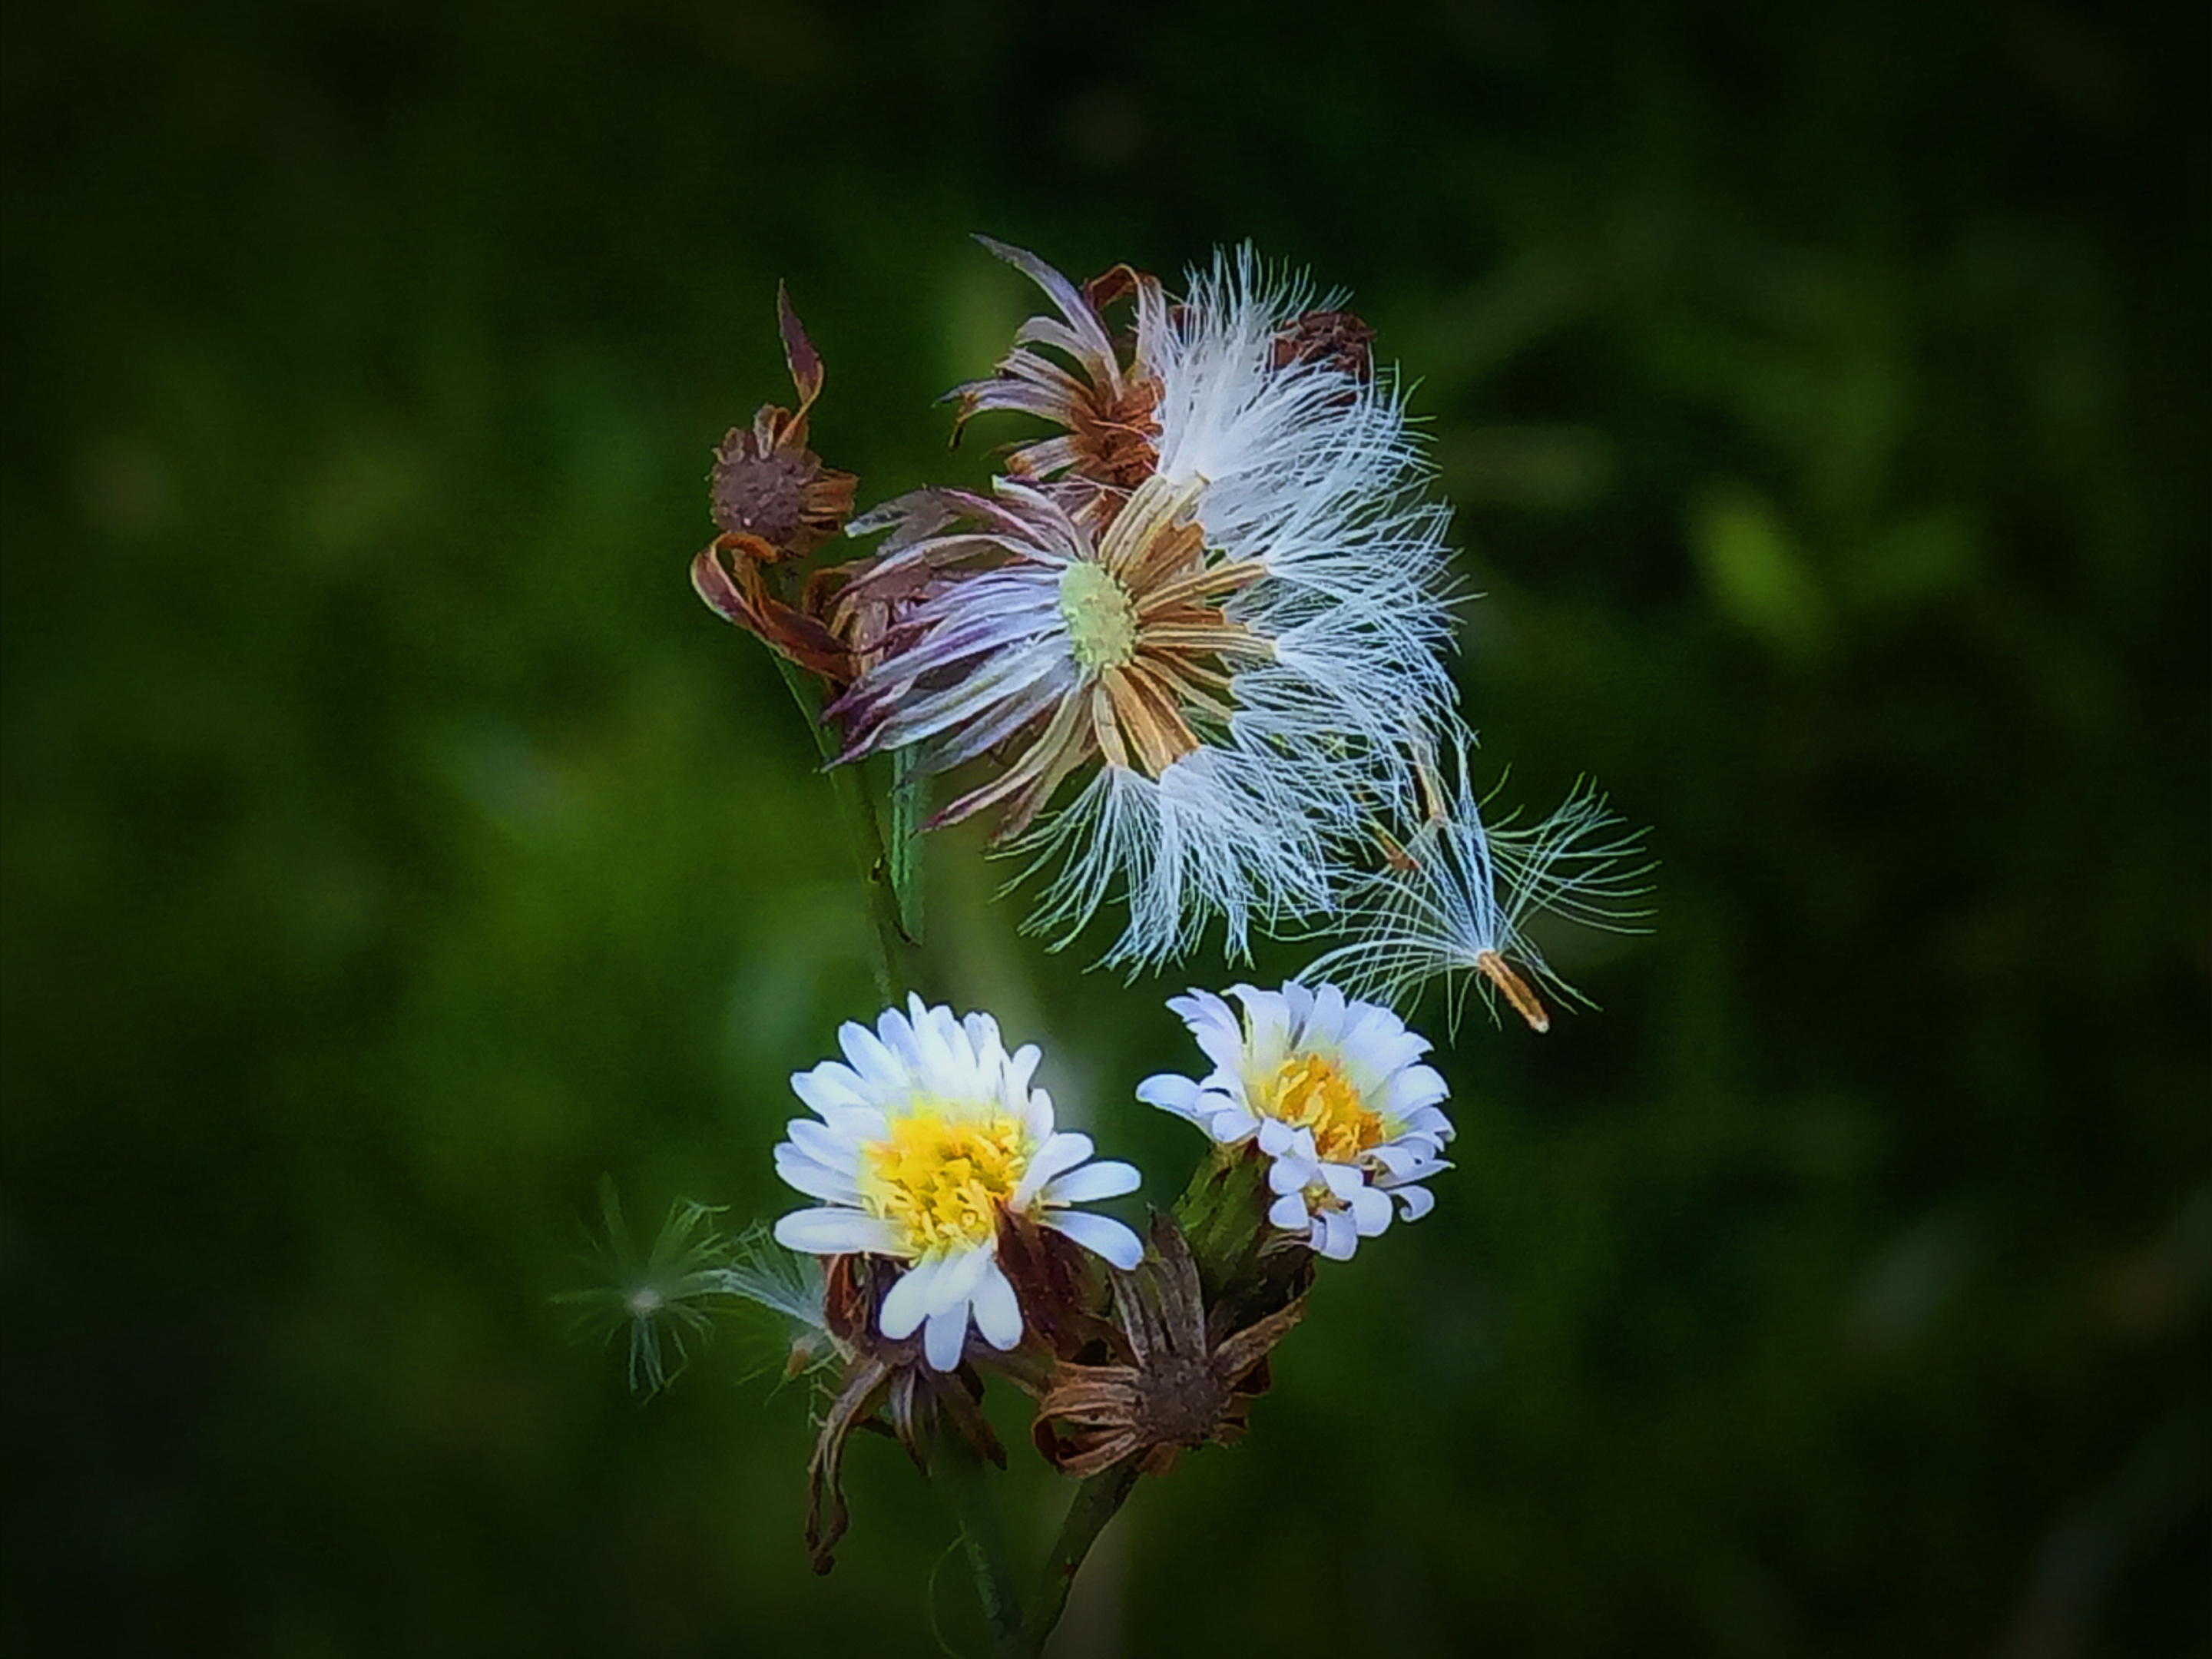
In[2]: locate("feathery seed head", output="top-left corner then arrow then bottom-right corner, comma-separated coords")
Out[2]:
829,240 -> 1461,967
1303,732 -> 1653,1030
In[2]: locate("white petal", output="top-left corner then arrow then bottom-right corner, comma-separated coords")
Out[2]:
1348,1184 -> 1394,1237
1383,1064 -> 1450,1116
970,1260 -> 1024,1350
1268,1191 -> 1312,1231
775,1207 -> 900,1257
791,1064 -> 871,1118
936,1243 -> 995,1305
1317,1207 -> 1359,1261
785,1117 -> 859,1170
1393,1184 -> 1436,1221
876,1002 -> 922,1064
1012,1131 -> 1093,1208
1136,1072 -> 1206,1120
1042,1160 -> 1141,1205
773,1144 -> 860,1204
962,1009 -> 1005,1065
922,1304 -> 969,1371
1023,1087 -> 1056,1143
1230,984 -> 1293,1071
1206,1106 -> 1262,1144
1304,982 -> 1348,1048
1332,998 -> 1392,1053
877,1253 -> 949,1339
1256,1118 -> 1298,1157
1040,1210 -> 1144,1270
1318,1163 -> 1365,1201
1268,1155 -> 1314,1195
1404,1105 -> 1455,1141
1366,1143 -> 1425,1181
1170,988 -> 1246,1077
837,1021 -> 905,1090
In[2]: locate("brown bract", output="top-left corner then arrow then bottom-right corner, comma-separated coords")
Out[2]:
803,1255 -> 1006,1575
1271,307 -> 1377,381
993,1208 -> 1121,1364
1032,1215 -> 1306,1480
690,286 -> 861,684
951,240 -> 1166,518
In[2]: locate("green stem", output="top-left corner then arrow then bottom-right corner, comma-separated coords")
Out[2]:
1022,1461 -> 1143,1654
933,1432 -> 1027,1656
770,654 -> 919,1001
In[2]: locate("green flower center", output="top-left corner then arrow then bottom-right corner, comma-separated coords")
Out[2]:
1058,561 -> 1139,671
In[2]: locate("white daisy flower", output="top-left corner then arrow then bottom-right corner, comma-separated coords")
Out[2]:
826,241 -> 1459,968
771,995 -> 1144,1371
1303,733 -> 1653,1031
1137,981 -> 1453,1261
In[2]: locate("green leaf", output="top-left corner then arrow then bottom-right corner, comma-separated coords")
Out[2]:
889,745 -> 927,945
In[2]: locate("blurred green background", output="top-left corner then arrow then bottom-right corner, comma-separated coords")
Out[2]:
4,1 -> 2206,1654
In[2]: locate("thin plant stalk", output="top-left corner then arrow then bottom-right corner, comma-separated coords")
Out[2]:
934,1432 -> 1028,1657
1022,1460 -> 1143,1654
773,653 -> 1132,1654
770,654 -> 918,1002
772,654 -> 1029,1637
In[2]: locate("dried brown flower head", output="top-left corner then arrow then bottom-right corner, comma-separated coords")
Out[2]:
951,239 -> 1165,508
1032,1215 -> 1305,1479
690,286 -> 862,684
708,284 -> 857,558
1270,307 -> 1377,381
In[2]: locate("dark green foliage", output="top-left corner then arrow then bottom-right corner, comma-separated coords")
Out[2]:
2,1 -> 2204,1655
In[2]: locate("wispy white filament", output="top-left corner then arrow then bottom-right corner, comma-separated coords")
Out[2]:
1303,732 -> 1652,1025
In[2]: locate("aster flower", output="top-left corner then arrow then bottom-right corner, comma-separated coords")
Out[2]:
825,241 -> 1459,967
771,995 -> 1144,1372
1303,733 -> 1652,1031
1032,1214 -> 1306,1479
1138,982 -> 1453,1261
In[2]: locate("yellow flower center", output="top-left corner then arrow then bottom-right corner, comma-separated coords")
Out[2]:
1257,1052 -> 1385,1164
859,1106 -> 1029,1257
1058,561 -> 1139,671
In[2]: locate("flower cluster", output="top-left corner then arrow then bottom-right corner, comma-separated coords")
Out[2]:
635,241 -> 1653,1616
690,240 -> 1647,1001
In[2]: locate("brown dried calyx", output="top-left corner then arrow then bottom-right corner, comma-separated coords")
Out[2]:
1271,308 -> 1377,381
690,285 -> 862,684
803,1254 -> 1006,1575
1032,1214 -> 1305,1479
949,240 -> 1166,512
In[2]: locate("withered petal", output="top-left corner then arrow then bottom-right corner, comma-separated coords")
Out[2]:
778,282 -> 826,413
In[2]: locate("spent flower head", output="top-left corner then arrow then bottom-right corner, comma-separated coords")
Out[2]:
826,240 -> 1459,968
1032,1214 -> 1305,1479
690,285 -> 861,684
